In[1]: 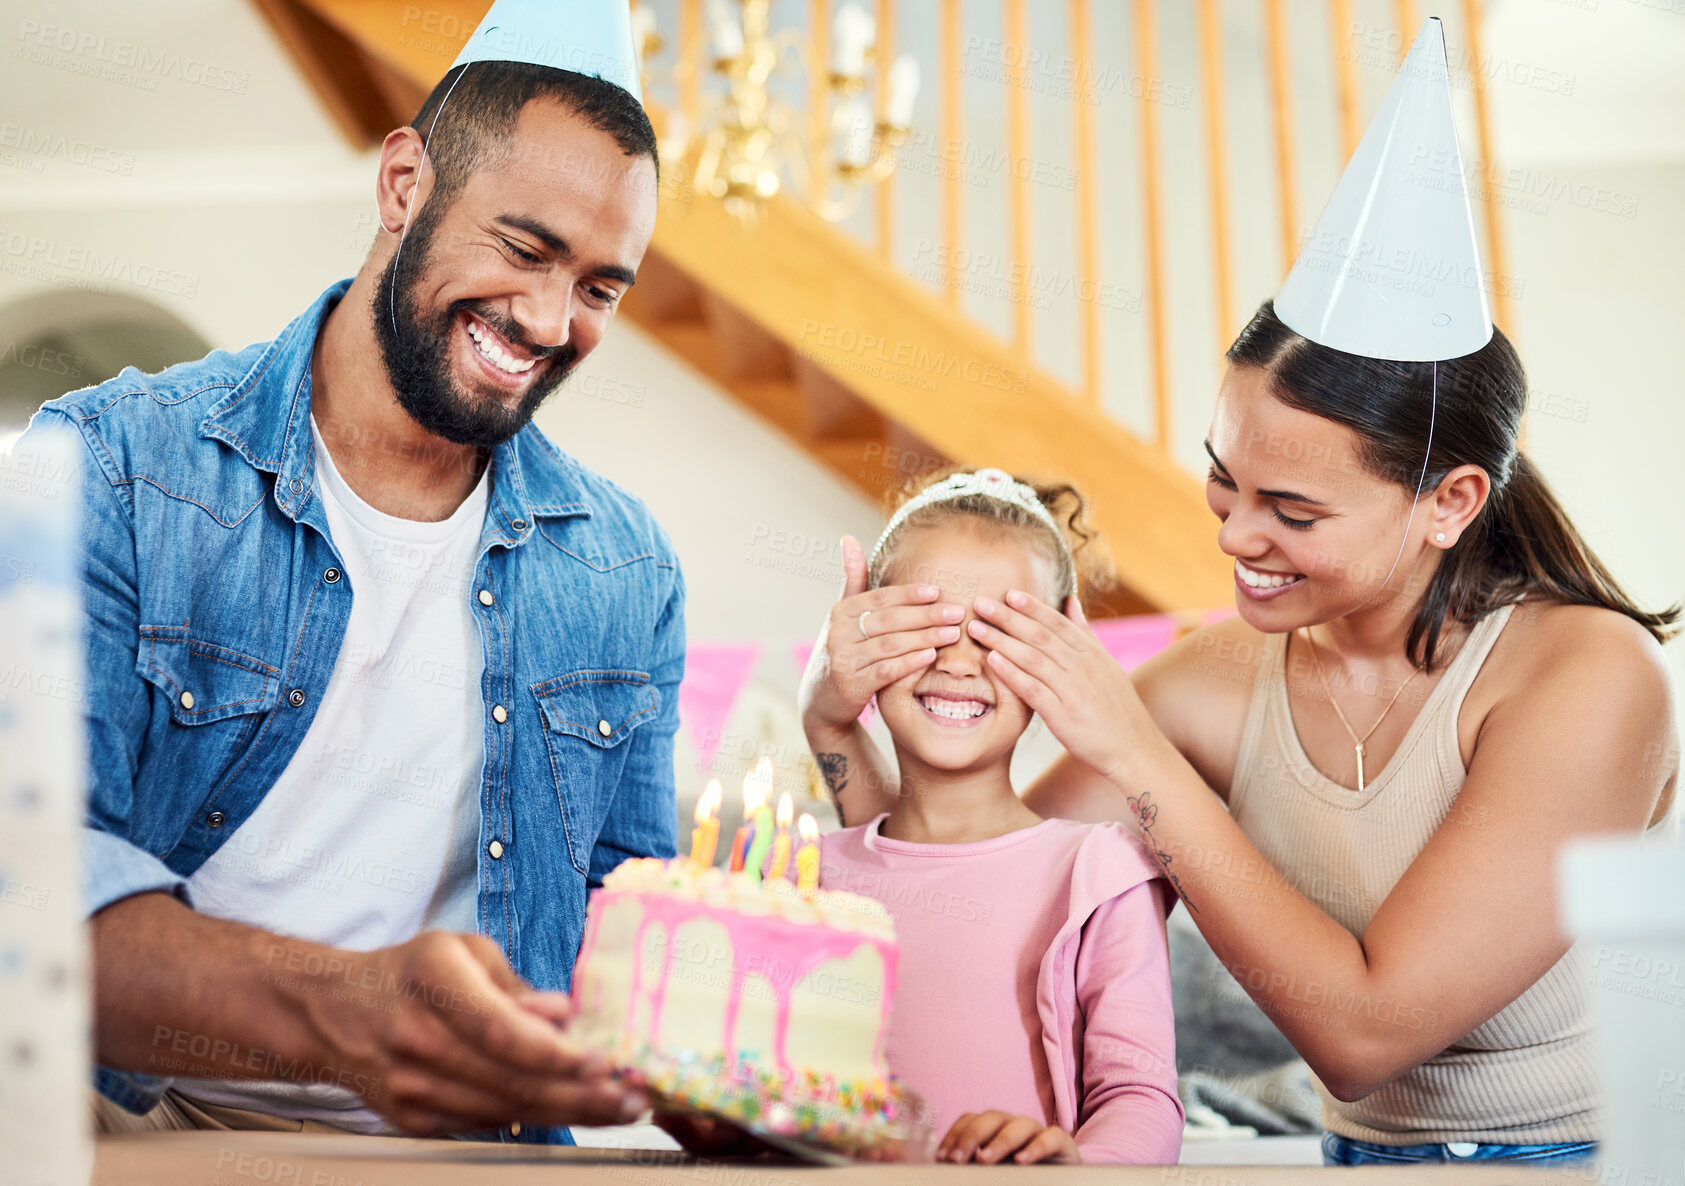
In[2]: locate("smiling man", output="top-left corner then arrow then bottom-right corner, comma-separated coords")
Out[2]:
25,0 -> 682,1146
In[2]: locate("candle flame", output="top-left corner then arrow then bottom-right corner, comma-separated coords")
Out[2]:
695,778 -> 722,825
742,756 -> 774,813
798,812 -> 819,842
775,792 -> 793,829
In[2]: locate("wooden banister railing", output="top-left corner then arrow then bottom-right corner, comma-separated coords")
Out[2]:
645,0 -> 1515,465
1264,0 -> 1301,286
1331,0 -> 1362,159
1461,0 -> 1514,337
258,0 -> 1517,486
1135,0 -> 1171,452
939,0 -> 961,310
1004,0 -> 1031,355
1197,0 -> 1237,360
1070,0 -> 1100,406
875,0 -> 897,263
626,3 -> 1523,471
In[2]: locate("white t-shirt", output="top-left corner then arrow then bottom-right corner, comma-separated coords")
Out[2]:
176,417 -> 489,1131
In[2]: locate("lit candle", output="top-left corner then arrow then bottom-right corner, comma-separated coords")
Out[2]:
727,759 -> 772,873
726,806 -> 753,873
832,3 -> 875,77
741,758 -> 777,884
884,55 -> 921,128
690,779 -> 722,868
708,0 -> 744,60
766,792 -> 795,881
795,813 -> 821,891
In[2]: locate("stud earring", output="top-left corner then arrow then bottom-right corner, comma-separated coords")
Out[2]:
1434,532 -> 1447,543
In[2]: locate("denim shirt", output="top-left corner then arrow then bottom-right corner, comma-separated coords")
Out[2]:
28,279 -> 683,1143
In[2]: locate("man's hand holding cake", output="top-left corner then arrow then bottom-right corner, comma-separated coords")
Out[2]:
96,904 -> 648,1135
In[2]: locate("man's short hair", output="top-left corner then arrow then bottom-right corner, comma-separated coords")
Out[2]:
408,60 -> 659,207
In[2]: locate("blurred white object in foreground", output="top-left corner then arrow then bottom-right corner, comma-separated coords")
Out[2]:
0,429 -> 89,1186
1559,832 -> 1685,1186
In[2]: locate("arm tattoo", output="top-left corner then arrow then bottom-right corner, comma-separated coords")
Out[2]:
1127,792 -> 1199,915
815,753 -> 850,820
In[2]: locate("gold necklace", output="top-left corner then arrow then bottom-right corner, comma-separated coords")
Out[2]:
1301,628 -> 1423,792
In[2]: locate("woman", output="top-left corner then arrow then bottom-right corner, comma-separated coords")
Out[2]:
802,297 -> 1678,1164
801,20 -> 1679,1166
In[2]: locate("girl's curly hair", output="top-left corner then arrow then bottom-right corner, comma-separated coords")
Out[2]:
868,465 -> 1109,605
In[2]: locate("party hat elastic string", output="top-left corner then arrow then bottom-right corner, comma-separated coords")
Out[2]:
1372,360 -> 1440,601
389,63 -> 472,339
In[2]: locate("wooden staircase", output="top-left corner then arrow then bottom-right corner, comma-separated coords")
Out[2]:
251,0 -> 1233,615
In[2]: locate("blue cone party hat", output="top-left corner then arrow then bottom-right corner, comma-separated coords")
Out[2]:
1275,18 -> 1492,362
452,0 -> 643,104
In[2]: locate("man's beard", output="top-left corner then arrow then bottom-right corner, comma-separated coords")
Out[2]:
371,198 -> 578,451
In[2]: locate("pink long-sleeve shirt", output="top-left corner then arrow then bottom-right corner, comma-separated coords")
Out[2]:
821,815 -> 1184,1164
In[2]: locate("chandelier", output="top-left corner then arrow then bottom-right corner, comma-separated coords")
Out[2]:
632,0 -> 920,221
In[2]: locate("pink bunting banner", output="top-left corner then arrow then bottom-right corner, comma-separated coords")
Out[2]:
678,643 -> 762,771
1090,614 -> 1179,672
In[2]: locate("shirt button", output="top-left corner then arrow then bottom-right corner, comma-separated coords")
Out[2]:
509,1122 -> 521,1137
179,691 -> 195,710
478,589 -> 494,606
492,704 -> 508,724
597,719 -> 612,737
511,519 -> 527,531
206,811 -> 226,829
488,840 -> 505,860
324,568 -> 341,584
287,689 -> 307,708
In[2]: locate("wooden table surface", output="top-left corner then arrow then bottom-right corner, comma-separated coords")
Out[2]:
92,1132 -> 1594,1185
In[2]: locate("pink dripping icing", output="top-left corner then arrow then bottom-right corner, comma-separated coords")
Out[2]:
590,890 -> 897,1086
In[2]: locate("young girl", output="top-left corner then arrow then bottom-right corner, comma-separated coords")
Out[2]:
818,467 -> 1183,1165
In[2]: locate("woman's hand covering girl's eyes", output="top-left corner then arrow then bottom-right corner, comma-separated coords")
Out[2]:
966,590 -> 1161,789
797,535 -> 965,734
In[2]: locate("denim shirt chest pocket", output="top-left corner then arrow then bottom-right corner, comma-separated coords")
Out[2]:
135,626 -> 281,799
531,670 -> 660,874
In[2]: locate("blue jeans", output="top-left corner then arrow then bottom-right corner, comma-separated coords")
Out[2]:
1323,1133 -> 1598,1167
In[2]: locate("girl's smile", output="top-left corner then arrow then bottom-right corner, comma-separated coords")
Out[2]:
915,689 -> 995,726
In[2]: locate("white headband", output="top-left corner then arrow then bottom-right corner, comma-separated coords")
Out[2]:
868,467 -> 1080,597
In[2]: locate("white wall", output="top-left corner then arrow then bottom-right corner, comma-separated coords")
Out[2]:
1500,157 -> 1685,702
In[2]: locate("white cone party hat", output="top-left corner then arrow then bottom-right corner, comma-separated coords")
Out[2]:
1275,18 -> 1492,362
452,0 -> 643,104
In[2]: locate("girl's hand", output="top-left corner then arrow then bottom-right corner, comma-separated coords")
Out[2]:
796,535 -> 964,739
968,590 -> 1157,785
937,1111 -> 1081,1164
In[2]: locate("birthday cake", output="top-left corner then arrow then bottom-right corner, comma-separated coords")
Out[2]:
570,856 -> 916,1156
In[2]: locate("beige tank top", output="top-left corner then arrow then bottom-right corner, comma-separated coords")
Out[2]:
1229,604 -> 1604,1145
